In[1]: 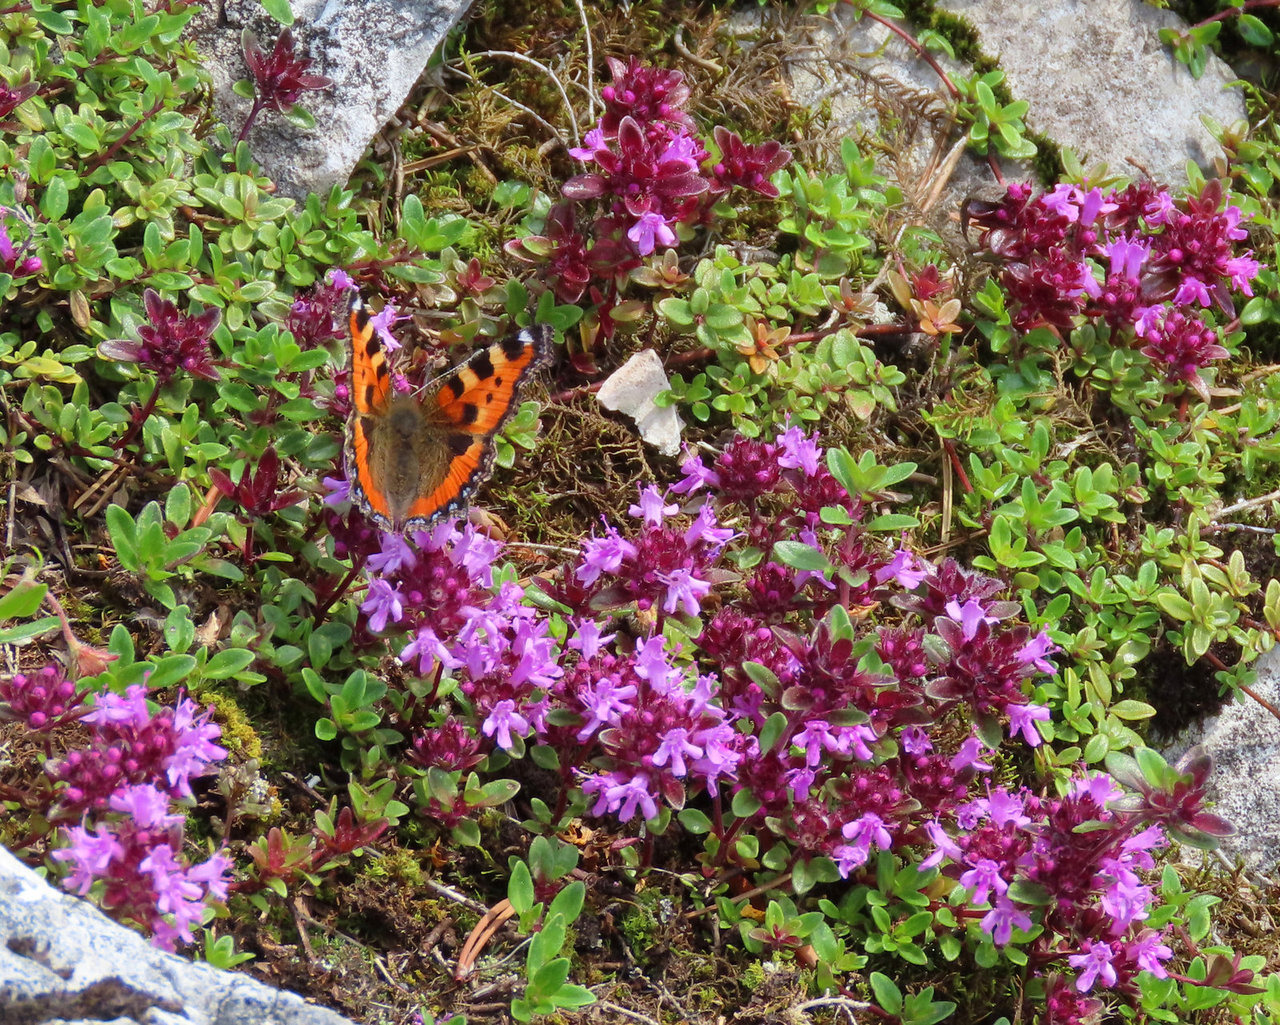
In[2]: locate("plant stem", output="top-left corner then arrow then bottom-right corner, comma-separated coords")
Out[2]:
85,96 -> 165,171
236,97 -> 265,144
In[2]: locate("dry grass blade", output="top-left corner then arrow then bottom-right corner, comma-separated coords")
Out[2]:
454,896 -> 517,980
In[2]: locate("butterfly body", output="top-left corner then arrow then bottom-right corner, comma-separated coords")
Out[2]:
344,297 -> 553,533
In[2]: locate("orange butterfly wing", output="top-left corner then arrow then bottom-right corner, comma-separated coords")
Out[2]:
345,297 -> 398,526
399,326 -> 554,525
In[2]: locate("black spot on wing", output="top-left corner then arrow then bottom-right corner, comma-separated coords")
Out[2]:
364,333 -> 381,355
494,377 -> 504,388
471,350 -> 495,381
447,433 -> 472,456
461,403 -> 479,425
501,331 -> 527,360
363,384 -> 376,409
446,375 -> 465,399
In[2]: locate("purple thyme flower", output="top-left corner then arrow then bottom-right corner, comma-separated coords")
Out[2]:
1068,939 -> 1119,992
285,271 -> 354,349
576,524 -> 639,586
776,424 -> 823,476
481,699 -> 531,750
671,449 -> 721,495
0,664 -> 86,732
51,783 -> 231,951
1137,308 -> 1228,395
567,618 -> 616,659
595,57 -> 695,139
361,577 -> 405,632
1007,702 -> 1051,746
656,566 -> 711,616
629,485 -> 679,526
98,289 -> 221,385
875,548 -> 930,590
563,112 -> 710,257
582,770 -> 660,823
0,206 -> 42,276
982,896 -> 1033,945
49,686 -> 225,815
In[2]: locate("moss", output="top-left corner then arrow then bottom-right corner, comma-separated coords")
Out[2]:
362,847 -> 425,886
929,10 -> 983,63
190,687 -> 263,761
1030,134 -> 1065,184
619,886 -> 677,957
740,960 -> 767,992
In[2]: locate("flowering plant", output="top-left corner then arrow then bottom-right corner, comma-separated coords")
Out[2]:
506,57 -> 791,332
965,179 -> 1258,401
1,672 -> 231,951
330,424 -> 1233,1011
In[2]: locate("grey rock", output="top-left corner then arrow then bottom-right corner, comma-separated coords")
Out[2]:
188,0 -> 472,199
731,0 -> 1246,245
941,0 -> 1243,179
1161,645 -> 1280,872
0,846 -> 355,1025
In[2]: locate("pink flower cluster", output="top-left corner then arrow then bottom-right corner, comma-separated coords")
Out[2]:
47,684 -> 226,816
923,775 -> 1174,996
11,678 -> 234,949
564,58 -> 791,257
53,784 -> 231,950
966,179 -> 1259,397
506,58 -> 790,311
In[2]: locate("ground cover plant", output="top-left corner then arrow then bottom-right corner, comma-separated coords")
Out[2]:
3,0 -> 1280,1023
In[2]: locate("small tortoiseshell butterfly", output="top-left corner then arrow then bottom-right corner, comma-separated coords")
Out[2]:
344,296 -> 553,532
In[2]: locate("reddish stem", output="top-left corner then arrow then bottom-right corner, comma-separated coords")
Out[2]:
986,152 -> 1006,185
113,377 -> 167,455
1189,0 -> 1280,31
84,95 -> 165,171
861,8 -> 959,99
236,96 -> 265,144
943,439 -> 973,493
313,555 -> 367,625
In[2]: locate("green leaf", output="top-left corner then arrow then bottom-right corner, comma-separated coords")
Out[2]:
529,956 -> 571,994
546,880 -> 584,924
63,121 -> 100,151
1109,699 -> 1156,721
678,808 -> 713,834
0,581 -> 48,620
33,6 -> 74,32
869,972 -> 903,1014
771,539 -> 833,573
758,711 -> 790,755
41,177 -> 69,221
260,0 -> 295,24
0,616 -> 60,644
146,654 -> 197,690
741,660 -> 780,694
547,983 -> 594,1009
106,505 -> 140,570
508,861 -> 535,914
203,648 -> 256,680
866,513 -> 920,532
28,136 -> 55,183
1237,13 -> 1273,46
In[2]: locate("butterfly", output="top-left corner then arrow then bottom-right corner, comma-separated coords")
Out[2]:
344,296 -> 554,533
